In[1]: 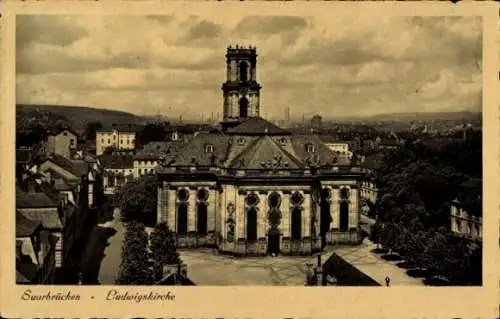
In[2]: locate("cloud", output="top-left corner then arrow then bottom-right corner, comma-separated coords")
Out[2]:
16,14 -> 482,119
234,16 -> 308,35
185,20 -> 222,40
16,15 -> 88,48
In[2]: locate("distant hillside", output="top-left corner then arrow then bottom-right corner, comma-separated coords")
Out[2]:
17,104 -> 147,133
368,111 -> 482,121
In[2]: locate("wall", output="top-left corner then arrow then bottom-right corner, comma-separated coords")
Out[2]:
133,159 -> 159,179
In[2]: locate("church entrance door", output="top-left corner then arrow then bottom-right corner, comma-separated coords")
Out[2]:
267,228 -> 280,255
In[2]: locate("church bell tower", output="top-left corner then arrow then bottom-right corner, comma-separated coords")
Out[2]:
221,45 -> 262,130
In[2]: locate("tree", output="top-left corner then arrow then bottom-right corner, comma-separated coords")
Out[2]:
136,123 -> 168,147
116,221 -> 153,285
150,222 -> 181,281
115,174 -> 160,225
84,121 -> 103,141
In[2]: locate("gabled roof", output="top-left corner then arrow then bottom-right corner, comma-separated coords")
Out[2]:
133,141 -> 186,161
170,133 -> 231,166
53,178 -> 73,191
291,135 -> 350,166
228,135 -> 303,169
44,153 -> 89,177
16,191 -> 57,209
16,213 -> 42,237
226,117 -> 291,135
17,207 -> 63,230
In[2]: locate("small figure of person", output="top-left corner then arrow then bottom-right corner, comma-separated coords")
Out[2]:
385,276 -> 391,287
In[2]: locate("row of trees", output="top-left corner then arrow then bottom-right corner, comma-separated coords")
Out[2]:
114,173 -> 182,284
113,174 -> 160,226
369,136 -> 482,285
116,221 -> 181,284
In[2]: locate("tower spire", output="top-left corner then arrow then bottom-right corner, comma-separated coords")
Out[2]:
221,45 -> 262,131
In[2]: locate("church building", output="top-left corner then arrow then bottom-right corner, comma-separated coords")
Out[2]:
156,45 -> 365,256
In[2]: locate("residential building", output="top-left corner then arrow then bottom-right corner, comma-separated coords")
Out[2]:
450,199 -> 482,241
100,154 -> 134,194
16,213 -> 57,284
318,136 -> 353,159
96,124 -> 141,156
16,192 -> 64,271
133,141 -> 185,178
46,129 -> 78,158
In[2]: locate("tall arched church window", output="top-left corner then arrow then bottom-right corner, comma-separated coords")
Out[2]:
291,191 -> 304,240
246,207 -> 257,242
239,61 -> 248,82
177,203 -> 188,235
197,203 -> 207,235
291,207 -> 302,240
339,187 -> 350,232
197,189 -> 208,235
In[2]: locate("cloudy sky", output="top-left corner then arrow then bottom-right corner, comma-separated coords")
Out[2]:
16,13 -> 482,121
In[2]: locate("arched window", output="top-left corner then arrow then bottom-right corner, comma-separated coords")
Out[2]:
339,188 -> 350,232
320,188 -> 331,236
177,203 -> 188,235
291,207 -> 302,240
268,192 -> 281,209
246,207 -> 257,242
197,203 -> 207,235
239,97 -> 249,118
239,61 -> 248,82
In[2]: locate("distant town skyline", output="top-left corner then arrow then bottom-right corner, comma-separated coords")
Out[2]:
16,13 -> 482,121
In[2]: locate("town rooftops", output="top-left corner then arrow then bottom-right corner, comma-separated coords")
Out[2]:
100,154 -> 134,169
226,117 -> 291,135
16,213 -> 42,237
16,191 -> 57,209
133,141 -> 186,161
44,153 -> 89,177
166,132 -> 351,169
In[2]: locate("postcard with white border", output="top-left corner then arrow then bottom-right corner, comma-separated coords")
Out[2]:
0,1 -> 499,318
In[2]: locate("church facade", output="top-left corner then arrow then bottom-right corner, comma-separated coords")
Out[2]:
156,45 -> 364,256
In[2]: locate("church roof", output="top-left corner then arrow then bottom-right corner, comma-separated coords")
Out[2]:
228,135 -> 303,169
170,133 -> 231,166
166,131 -> 351,170
226,117 -> 290,135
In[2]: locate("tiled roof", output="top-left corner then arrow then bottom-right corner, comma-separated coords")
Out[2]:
290,135 -> 350,166
170,133 -> 232,166
17,207 -> 63,230
16,213 -> 42,237
53,178 -> 73,191
133,141 -> 186,161
226,117 -> 291,135
228,136 -> 303,169
167,132 -> 350,169
45,153 -> 89,177
100,154 -> 134,169
16,191 -> 57,208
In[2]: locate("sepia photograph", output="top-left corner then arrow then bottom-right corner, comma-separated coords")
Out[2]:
13,11 -> 485,289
